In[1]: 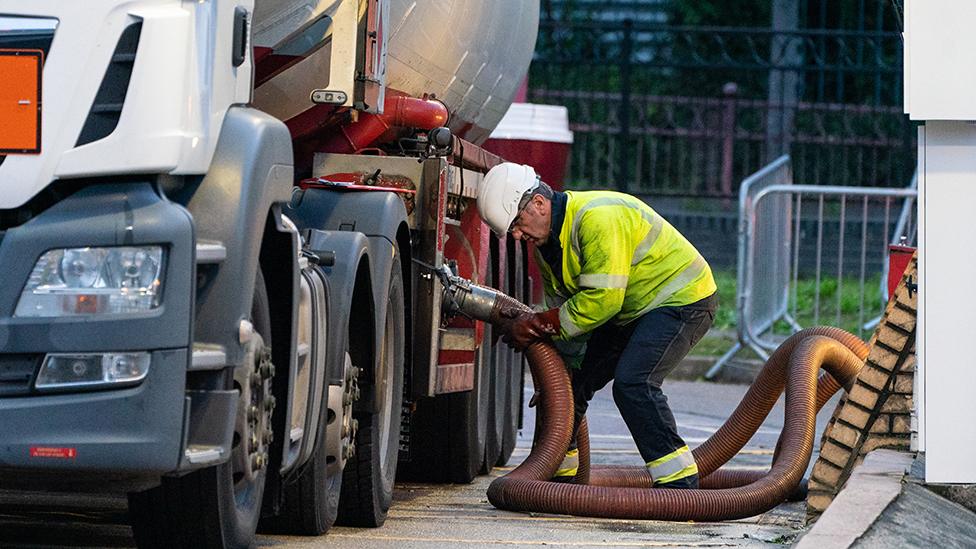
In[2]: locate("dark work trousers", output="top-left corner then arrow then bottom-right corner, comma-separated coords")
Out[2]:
570,293 -> 716,488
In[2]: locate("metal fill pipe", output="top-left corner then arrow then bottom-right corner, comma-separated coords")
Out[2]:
318,91 -> 449,152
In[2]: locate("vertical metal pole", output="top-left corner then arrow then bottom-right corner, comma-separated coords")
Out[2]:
836,37 -> 845,103
882,196 -> 892,301
618,19 -> 633,192
818,0 -> 827,101
856,0 -> 866,66
792,193 -> 803,325
883,196 -> 891,262
836,195 -> 847,327
814,194 -> 824,325
767,0 -> 801,163
874,0 -> 884,105
858,195 -> 869,338
721,82 -> 739,200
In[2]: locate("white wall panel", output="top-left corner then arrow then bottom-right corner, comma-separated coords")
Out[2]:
905,1 -> 976,120
919,120 -> 976,483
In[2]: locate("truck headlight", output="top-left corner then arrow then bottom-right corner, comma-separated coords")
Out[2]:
15,246 -> 164,317
35,352 -> 151,390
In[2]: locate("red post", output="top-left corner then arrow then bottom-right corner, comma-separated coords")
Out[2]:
888,244 -> 916,298
720,82 -> 739,202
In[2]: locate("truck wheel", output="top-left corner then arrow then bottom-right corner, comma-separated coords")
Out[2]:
396,264 -> 491,484
455,324 -> 492,481
336,254 -> 404,527
497,239 -> 524,466
129,268 -> 273,549
482,342 -> 507,473
496,347 -> 522,466
261,281 -> 349,536
396,316 -> 491,484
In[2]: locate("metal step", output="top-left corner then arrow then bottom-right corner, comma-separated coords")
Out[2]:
196,241 -> 227,264
184,445 -> 225,465
190,344 -> 227,371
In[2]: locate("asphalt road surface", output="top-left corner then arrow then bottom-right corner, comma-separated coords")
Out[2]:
0,375 -> 840,548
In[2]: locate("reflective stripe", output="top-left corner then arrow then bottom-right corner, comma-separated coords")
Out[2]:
559,306 -> 585,337
655,462 -> 699,485
570,197 -> 656,258
554,449 -> 579,478
578,273 -> 629,289
632,222 -> 664,265
646,445 -> 698,484
635,255 -> 708,316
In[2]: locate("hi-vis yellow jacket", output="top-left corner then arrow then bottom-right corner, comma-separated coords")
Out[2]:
536,190 -> 716,339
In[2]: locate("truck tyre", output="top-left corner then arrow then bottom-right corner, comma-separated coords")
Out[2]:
496,347 -> 522,466
482,247 -> 506,473
396,265 -> 492,484
336,253 -> 404,527
393,341 -> 490,484
129,268 -> 274,549
260,280 -> 343,536
482,344 -> 506,473
497,239 -> 525,466
457,323 -> 493,481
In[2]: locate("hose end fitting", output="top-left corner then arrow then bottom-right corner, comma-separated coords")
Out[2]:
439,266 -> 500,322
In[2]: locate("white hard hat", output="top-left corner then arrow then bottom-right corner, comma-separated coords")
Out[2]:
477,162 -> 539,236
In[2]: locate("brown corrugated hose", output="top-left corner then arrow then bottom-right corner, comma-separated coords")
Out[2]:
487,294 -> 867,521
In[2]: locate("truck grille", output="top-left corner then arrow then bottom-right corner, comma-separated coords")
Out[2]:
75,22 -> 142,146
0,355 -> 42,397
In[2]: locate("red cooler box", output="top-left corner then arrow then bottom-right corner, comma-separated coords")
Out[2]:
484,103 -> 574,305
484,103 -> 573,190
888,244 -> 916,297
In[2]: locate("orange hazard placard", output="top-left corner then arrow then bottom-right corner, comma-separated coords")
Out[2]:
0,49 -> 43,154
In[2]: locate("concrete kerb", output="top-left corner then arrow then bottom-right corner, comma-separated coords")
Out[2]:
673,355 -> 765,384
793,449 -> 914,549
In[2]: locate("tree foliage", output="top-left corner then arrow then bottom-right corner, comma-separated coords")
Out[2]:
665,0 -> 770,27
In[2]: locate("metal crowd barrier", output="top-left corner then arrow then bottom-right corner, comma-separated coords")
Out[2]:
706,156 -> 917,379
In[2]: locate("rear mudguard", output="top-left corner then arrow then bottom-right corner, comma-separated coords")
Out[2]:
287,189 -> 409,412
303,230 -> 373,397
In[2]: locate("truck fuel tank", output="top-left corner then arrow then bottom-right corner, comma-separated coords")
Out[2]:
252,0 -> 539,144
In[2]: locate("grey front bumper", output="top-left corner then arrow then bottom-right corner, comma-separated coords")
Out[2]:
0,182 -> 196,489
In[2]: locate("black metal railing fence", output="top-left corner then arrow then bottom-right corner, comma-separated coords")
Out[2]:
528,17 -> 913,197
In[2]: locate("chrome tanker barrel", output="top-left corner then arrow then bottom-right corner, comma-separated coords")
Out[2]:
251,0 -> 539,144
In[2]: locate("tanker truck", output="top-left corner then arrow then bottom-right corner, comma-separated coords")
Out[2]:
0,0 -> 538,546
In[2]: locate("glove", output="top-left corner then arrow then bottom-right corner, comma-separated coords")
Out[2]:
500,308 -> 560,351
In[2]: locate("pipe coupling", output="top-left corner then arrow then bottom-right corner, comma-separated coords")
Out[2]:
439,266 -> 500,323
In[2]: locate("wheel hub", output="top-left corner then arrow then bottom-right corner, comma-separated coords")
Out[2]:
326,352 -> 360,476
234,336 -> 274,485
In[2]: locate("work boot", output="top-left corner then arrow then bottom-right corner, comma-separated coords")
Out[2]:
656,473 -> 699,489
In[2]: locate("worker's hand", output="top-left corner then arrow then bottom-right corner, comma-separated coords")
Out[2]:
500,308 -> 560,351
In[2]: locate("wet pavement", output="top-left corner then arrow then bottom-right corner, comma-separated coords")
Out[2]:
260,376 -> 840,548
0,375 -> 839,548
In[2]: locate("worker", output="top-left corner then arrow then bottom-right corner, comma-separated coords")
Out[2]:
476,162 -> 717,489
